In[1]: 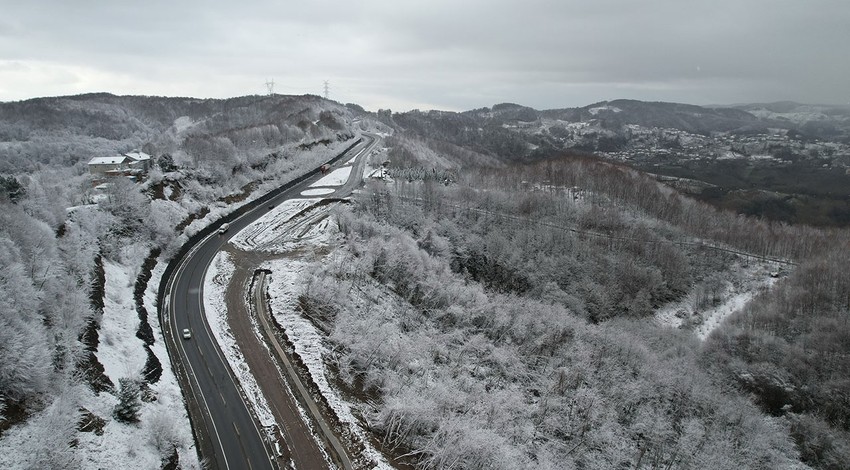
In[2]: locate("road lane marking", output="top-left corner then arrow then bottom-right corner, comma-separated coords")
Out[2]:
166,135 -> 376,470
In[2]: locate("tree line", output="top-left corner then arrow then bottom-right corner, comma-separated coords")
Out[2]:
296,132 -> 850,469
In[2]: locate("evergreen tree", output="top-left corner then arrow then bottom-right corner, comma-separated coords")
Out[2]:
0,175 -> 24,203
113,377 -> 142,423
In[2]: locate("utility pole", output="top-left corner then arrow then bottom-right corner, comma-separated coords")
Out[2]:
265,78 -> 275,96
323,80 -> 330,100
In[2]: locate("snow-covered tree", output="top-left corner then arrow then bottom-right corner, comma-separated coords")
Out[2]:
113,377 -> 142,423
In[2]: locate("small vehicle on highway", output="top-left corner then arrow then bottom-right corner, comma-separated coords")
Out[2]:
218,223 -> 230,235
182,328 -> 191,340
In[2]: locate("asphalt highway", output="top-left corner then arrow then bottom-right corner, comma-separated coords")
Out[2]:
162,135 -> 377,469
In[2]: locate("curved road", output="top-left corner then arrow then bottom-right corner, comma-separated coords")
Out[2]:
162,135 -> 379,469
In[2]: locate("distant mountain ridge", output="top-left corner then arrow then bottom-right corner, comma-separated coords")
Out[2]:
0,93 -> 360,172
471,99 -> 850,136
4,92 -> 849,175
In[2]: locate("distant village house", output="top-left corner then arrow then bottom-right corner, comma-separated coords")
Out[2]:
88,150 -> 151,183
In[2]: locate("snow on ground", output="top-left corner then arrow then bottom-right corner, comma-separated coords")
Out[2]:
301,187 -> 335,196
75,379 -> 195,470
173,116 -> 194,134
98,261 -> 148,382
144,258 -> 200,468
79,258 -> 200,469
239,197 -> 392,469
66,203 -> 99,215
203,251 -> 277,428
0,254 -> 200,470
264,257 -> 394,470
230,198 -> 320,251
367,167 -> 390,181
718,150 -> 746,160
655,259 -> 781,339
693,290 -> 758,340
310,166 -> 352,187
589,105 -> 622,115
363,154 -> 388,182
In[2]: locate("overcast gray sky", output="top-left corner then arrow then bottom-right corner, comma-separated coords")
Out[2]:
1,0 -> 848,111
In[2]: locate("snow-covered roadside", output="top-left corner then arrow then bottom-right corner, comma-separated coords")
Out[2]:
143,258 -> 200,467
78,256 -> 199,469
71,259 -> 162,468
0,253 -> 200,470
250,207 -> 392,468
236,196 -> 392,469
655,259 -> 781,339
310,166 -> 352,187
229,198 -> 320,251
264,257 -> 394,470
175,136 -> 360,239
0,240 -> 205,468
203,251 -> 276,428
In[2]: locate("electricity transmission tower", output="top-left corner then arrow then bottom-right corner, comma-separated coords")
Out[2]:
323,80 -> 330,100
265,78 -> 275,95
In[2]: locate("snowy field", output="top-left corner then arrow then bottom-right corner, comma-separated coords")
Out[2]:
310,166 -> 352,187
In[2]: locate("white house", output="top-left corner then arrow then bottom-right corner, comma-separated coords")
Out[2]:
88,155 -> 133,177
124,150 -> 152,172
88,150 -> 152,180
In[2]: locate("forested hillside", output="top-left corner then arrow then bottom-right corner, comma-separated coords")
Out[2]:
299,121 -> 850,468
0,93 -> 358,172
0,93 -> 370,468
2,92 -> 848,468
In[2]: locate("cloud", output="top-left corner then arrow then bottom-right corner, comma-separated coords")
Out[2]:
1,0 -> 848,109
